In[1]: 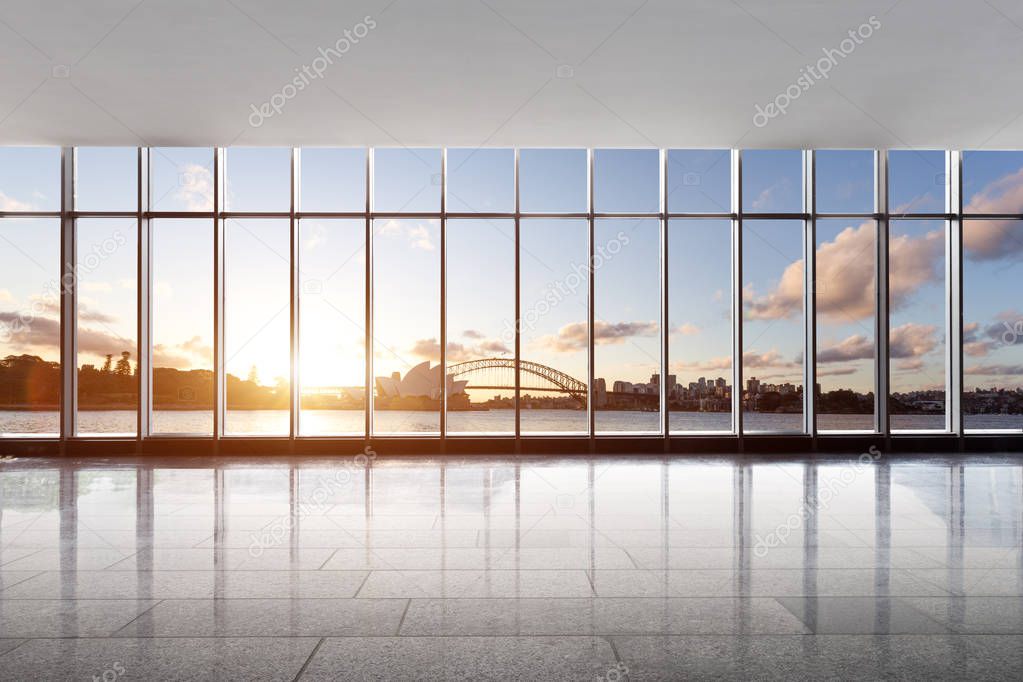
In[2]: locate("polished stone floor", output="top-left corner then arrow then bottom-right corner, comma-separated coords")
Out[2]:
0,453 -> 1021,680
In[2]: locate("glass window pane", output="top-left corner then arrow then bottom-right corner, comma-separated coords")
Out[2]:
446,148 -> 514,213
0,147 -> 60,212
963,219 -> 1023,431
373,148 -> 441,213
76,218 -> 138,436
888,150 -> 945,215
224,147 -> 291,212
815,218 -> 876,432
151,147 -> 214,212
0,218 -> 60,435
889,219 -> 947,431
519,149 -> 587,213
595,218 -> 661,434
299,219 -> 366,436
372,218 -> 440,434
593,149 -> 659,213
963,151 -> 1023,215
519,219 -> 588,434
225,218 -> 290,435
667,149 -> 731,214
299,148 -> 366,212
445,219 -> 515,435
742,219 -> 804,433
152,219 -> 213,435
815,150 -> 874,214
741,150 -> 803,213
76,147 -> 137,212
668,219 -> 732,433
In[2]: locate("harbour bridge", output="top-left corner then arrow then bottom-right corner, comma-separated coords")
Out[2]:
446,358 -> 587,400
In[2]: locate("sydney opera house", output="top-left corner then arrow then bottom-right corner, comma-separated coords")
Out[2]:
375,362 -> 468,403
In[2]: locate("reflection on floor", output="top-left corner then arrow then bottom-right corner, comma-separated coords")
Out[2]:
0,453 -> 1022,679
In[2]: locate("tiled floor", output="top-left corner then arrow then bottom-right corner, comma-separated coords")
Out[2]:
0,453 -> 1022,680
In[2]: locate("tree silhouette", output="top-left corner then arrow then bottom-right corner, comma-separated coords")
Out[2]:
115,351 -> 132,376
102,354 -> 113,374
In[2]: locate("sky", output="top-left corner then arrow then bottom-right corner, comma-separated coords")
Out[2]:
1,145 -> 1022,422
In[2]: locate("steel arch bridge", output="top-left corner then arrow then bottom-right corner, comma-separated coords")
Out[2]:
446,358 -> 586,398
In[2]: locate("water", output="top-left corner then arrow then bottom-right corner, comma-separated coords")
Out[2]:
1,410 -> 1020,436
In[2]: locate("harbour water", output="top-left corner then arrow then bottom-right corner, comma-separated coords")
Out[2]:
1,409 -> 1019,435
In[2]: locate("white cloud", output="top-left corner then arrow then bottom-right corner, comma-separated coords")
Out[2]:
0,191 -> 35,211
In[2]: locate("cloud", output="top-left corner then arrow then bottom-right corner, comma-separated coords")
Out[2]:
744,221 -> 943,322
537,320 -> 659,352
890,322 -> 939,359
817,334 -> 873,363
0,289 -> 13,304
408,336 -> 511,363
0,191 -> 35,211
0,312 -> 136,359
672,323 -> 701,336
153,336 -> 212,370
462,329 -> 485,339
962,168 -> 1023,261
379,219 -> 436,251
818,366 -> 858,377
173,163 -> 214,211
742,349 -> 797,369
965,363 -> 1023,376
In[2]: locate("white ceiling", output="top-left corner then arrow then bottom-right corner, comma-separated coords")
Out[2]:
1,0 -> 1022,149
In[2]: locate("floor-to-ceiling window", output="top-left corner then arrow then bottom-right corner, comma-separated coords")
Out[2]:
888,150 -> 949,432
1,145 -> 1021,442
0,146 -> 62,437
741,150 -> 806,433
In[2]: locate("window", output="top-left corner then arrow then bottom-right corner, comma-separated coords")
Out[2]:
445,219 -> 515,435
372,218 -> 440,435
76,147 -> 137,212
298,219 -> 366,436
667,149 -> 731,214
815,218 -> 876,431
152,219 -> 214,435
519,219 -> 589,435
76,218 -> 138,436
742,150 -> 803,214
373,148 -> 441,213
446,149 -> 514,213
519,149 -> 587,213
594,218 -> 661,434
151,148 -> 214,212
742,220 -> 805,433
963,219 -> 1023,431
814,149 -> 874,214
299,148 -> 366,212
224,147 -> 291,212
888,219 -> 947,431
668,219 -> 733,433
1,145 -> 1019,443
888,150 -> 946,216
224,219 -> 290,435
593,149 -> 660,213
0,147 -> 60,212
0,218 -> 61,436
